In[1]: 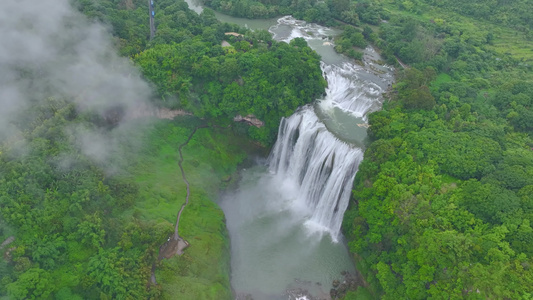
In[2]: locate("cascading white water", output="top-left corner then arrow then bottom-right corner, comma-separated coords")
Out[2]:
268,108 -> 363,240
270,16 -> 335,43
266,59 -> 388,241
320,63 -> 383,120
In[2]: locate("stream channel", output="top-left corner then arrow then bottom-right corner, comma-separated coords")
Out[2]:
183,1 -> 394,298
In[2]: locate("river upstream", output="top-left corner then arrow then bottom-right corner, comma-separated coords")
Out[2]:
183,1 -> 394,299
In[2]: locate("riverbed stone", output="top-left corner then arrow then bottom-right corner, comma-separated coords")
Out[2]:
338,283 -> 347,293
330,288 -> 337,298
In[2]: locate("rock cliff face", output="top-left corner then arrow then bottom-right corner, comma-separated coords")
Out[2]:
233,114 -> 264,127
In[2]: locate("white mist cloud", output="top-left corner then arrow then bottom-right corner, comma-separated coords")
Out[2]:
0,0 -> 154,167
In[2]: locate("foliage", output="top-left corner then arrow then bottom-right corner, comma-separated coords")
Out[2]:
77,0 -> 326,145
134,35 -> 325,144
122,118 -> 253,299
343,0 -> 533,298
2,0 -> 329,298
0,0 -> 330,298
334,25 -> 366,60
0,97 -> 254,299
73,0 -> 151,56
0,99 -> 162,299
417,0 -> 533,31
204,0 -> 387,25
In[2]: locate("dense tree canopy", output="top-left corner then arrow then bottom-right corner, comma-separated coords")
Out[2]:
0,99 -> 164,299
77,0 -> 326,144
342,0 -> 533,298
204,0 -> 387,26
418,0 -> 533,31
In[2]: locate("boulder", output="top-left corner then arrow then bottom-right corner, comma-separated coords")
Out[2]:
332,279 -> 340,287
234,114 -> 264,128
330,288 -> 337,298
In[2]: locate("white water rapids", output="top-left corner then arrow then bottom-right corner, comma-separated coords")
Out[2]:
320,63 -> 385,120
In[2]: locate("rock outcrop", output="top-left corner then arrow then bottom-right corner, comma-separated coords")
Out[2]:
234,114 -> 264,128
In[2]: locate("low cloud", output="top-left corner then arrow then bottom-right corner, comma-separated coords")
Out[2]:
0,0 -> 153,168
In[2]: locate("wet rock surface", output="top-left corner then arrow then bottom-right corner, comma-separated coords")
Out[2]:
332,280 -> 340,288
328,271 -> 363,299
232,270 -> 362,299
286,288 -> 320,300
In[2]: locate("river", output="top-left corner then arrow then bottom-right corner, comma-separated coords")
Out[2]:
182,2 -> 394,299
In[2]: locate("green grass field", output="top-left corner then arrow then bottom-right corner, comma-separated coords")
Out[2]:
115,116 -> 260,299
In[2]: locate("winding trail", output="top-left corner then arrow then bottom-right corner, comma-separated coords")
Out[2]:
150,124 -> 208,285
395,55 -> 410,69
173,125 -> 208,241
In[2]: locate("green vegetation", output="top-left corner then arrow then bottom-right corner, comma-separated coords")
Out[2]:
417,0 -> 533,32
333,25 -> 369,60
344,286 -> 373,300
204,0 -> 387,26
340,0 -> 533,299
73,0 -> 151,56
0,97 -> 254,299
134,33 -> 325,144
203,0 -> 384,60
205,0 -> 533,64
77,0 -> 326,145
0,99 -> 160,299
127,118 -> 252,299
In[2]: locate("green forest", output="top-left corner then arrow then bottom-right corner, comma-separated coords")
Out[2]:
339,1 -> 533,299
77,0 -> 325,144
1,0 -> 532,299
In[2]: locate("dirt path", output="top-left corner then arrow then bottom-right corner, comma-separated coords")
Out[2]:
173,125 -> 208,240
150,124 -> 208,284
395,56 -> 410,69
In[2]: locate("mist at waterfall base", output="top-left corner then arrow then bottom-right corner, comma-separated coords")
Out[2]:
220,109 -> 362,299
213,16 -> 394,300
220,164 -> 356,300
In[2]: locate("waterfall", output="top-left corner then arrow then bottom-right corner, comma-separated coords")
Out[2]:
266,60 -> 387,241
212,15 -> 396,298
268,107 -> 363,241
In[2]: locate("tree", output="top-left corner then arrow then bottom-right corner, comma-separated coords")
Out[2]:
7,268 -> 54,299
404,86 -> 436,110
